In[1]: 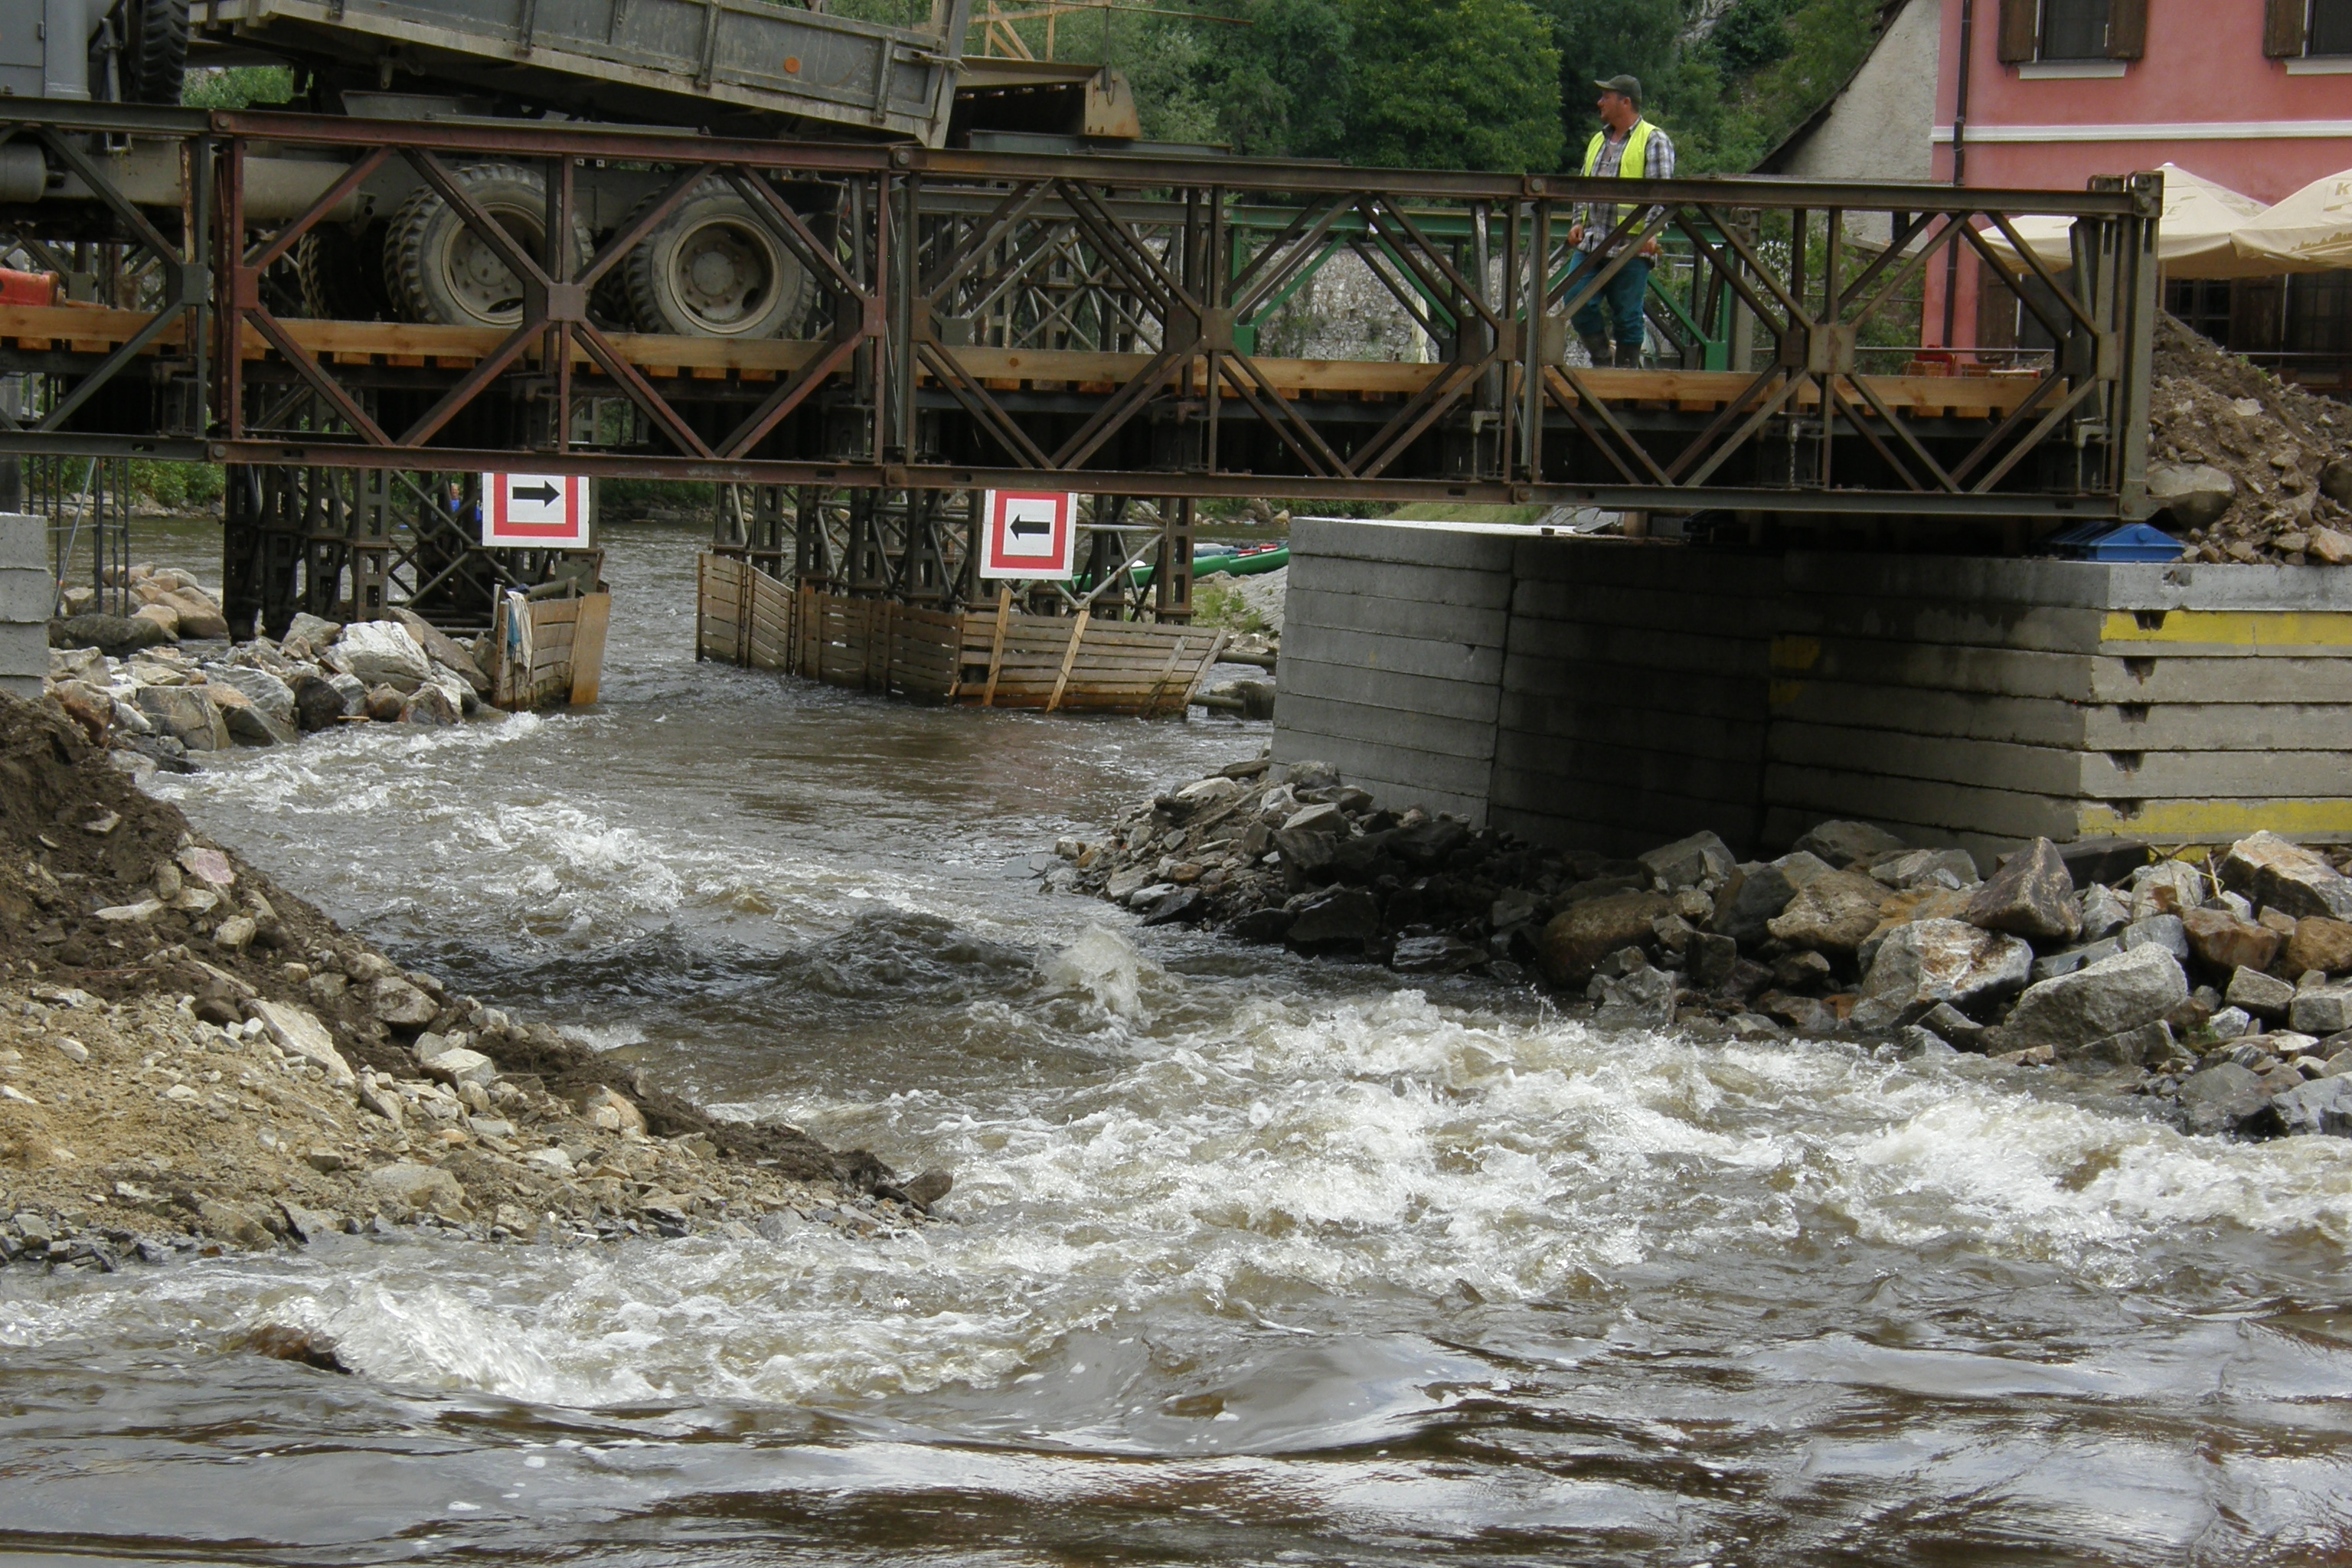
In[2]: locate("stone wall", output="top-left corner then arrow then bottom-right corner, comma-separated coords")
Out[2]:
0,513 -> 46,700
1272,518 -> 2352,865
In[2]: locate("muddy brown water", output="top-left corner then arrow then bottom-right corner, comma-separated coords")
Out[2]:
9,521 -> 2352,1565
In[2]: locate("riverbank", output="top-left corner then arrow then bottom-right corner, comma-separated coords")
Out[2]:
1061,755 -> 2352,1139
0,690 -> 937,1270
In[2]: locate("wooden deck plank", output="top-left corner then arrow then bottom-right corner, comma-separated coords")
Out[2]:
2,304 -> 2050,415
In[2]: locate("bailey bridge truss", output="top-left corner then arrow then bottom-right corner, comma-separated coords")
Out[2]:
2,102 -> 2158,560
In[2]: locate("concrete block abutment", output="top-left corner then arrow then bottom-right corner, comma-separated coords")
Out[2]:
0,513 -> 46,700
1272,518 -> 2352,865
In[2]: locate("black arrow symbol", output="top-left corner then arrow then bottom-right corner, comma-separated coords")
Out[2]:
1010,519 -> 1052,537
511,481 -> 561,506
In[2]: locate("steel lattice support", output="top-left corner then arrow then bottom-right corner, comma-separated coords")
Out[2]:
0,100 -> 2161,529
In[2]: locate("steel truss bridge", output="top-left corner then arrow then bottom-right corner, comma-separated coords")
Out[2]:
0,100 -> 2159,632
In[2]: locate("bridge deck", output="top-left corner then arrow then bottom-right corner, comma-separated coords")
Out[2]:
0,305 -> 2050,419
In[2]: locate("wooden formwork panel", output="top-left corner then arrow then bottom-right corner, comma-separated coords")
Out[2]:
492,591 -> 609,711
694,560 -> 1225,715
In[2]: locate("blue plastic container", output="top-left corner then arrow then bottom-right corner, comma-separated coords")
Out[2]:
2044,521 -> 2184,563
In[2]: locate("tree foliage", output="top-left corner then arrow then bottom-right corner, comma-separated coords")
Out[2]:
995,0 -> 1886,177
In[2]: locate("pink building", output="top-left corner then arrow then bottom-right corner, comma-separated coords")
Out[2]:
1933,0 -> 2352,204
1763,1 -> 2352,381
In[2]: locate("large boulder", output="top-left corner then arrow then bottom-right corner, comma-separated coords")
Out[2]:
2220,831 -> 2352,921
1791,820 -> 1909,869
291,672 -> 348,732
162,590 -> 229,640
1765,869 -> 1890,956
2290,982 -> 2352,1037
1962,838 -> 2080,943
1854,886 -> 1975,973
2130,860 -> 2208,923
1998,943 -> 2187,1057
132,684 -> 229,750
368,1161 -> 469,1220
286,611 -> 343,648
2177,1060 -> 2269,1135
1851,918 -> 2033,1031
1285,885 -> 1380,948
1637,831 -> 1735,892
1711,852 -> 1833,946
2145,461 -> 2236,528
1589,964 -> 1677,1030
324,620 -> 434,693
389,607 -> 491,694
1272,802 -> 1350,873
2272,1075 -> 2352,1138
51,612 -> 171,657
250,999 -> 354,1086
210,664 -> 297,725
2180,906 -> 2283,975
2287,916 -> 2352,977
1537,890 -> 1672,986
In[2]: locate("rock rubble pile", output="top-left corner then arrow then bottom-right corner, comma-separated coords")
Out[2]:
2147,314 -> 2352,564
47,565 -> 500,773
0,691 -> 940,1273
1057,756 -> 2352,1141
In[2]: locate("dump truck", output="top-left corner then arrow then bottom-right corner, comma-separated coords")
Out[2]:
0,0 -> 978,335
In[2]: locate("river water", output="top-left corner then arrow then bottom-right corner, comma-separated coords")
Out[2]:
9,521 -> 2352,1565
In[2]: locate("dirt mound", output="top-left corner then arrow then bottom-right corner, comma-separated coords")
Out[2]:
0,690 -> 900,1259
2150,314 -> 2352,564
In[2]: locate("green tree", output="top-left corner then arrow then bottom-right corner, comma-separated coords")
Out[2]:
1204,0 -> 1356,159
1343,0 -> 1562,172
1527,0 -> 1681,167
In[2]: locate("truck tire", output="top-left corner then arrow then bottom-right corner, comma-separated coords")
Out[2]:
296,224 -> 392,321
120,0 -> 188,104
384,164 -> 591,330
623,181 -> 815,340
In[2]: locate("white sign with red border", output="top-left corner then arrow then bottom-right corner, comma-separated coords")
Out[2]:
482,472 -> 593,548
977,489 -> 1077,580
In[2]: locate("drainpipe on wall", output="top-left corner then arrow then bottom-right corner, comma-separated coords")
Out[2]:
1941,0 -> 1975,347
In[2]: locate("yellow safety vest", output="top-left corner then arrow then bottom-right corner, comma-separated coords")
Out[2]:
1582,119 -> 1656,180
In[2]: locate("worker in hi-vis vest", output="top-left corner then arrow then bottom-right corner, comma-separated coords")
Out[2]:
1566,75 -> 1676,369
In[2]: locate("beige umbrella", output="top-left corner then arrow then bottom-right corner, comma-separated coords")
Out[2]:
2232,167 -> 2352,271
1981,162 -> 2275,279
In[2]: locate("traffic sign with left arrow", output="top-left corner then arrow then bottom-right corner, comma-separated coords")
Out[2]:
482,472 -> 593,547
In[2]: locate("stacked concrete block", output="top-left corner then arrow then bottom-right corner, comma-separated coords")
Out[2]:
0,512 -> 47,699
1272,518 -> 2352,864
1766,557 -> 2352,865
1491,541 -> 1778,857
1272,518 -> 1514,824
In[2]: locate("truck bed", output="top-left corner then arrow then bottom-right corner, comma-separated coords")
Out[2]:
195,0 -> 968,143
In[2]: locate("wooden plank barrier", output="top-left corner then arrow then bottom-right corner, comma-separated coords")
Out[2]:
693,554 -> 1223,714
491,588 -> 612,710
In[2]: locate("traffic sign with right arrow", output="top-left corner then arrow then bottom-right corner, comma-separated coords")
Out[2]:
482,472 -> 592,547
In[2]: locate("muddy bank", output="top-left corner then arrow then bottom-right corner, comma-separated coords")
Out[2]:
0,691 -> 936,1271
1060,755 -> 2352,1140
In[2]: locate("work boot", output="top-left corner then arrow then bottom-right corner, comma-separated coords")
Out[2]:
1578,333 -> 1615,369
1617,341 -> 1647,371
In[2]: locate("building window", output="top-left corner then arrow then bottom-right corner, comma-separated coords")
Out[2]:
2269,0 -> 2352,56
2313,0 -> 2352,55
2040,0 -> 2111,59
1998,0 -> 2146,65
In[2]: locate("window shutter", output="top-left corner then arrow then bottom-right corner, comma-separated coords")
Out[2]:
1996,0 -> 2041,63
2265,0 -> 2307,56
2107,0 -> 2148,57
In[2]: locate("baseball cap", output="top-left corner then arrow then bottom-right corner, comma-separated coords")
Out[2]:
1593,75 -> 1642,103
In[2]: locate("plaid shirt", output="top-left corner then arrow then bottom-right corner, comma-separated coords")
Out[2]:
1575,121 -> 1676,253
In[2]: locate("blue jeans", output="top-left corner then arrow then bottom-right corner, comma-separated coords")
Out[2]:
1566,252 -> 1651,353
